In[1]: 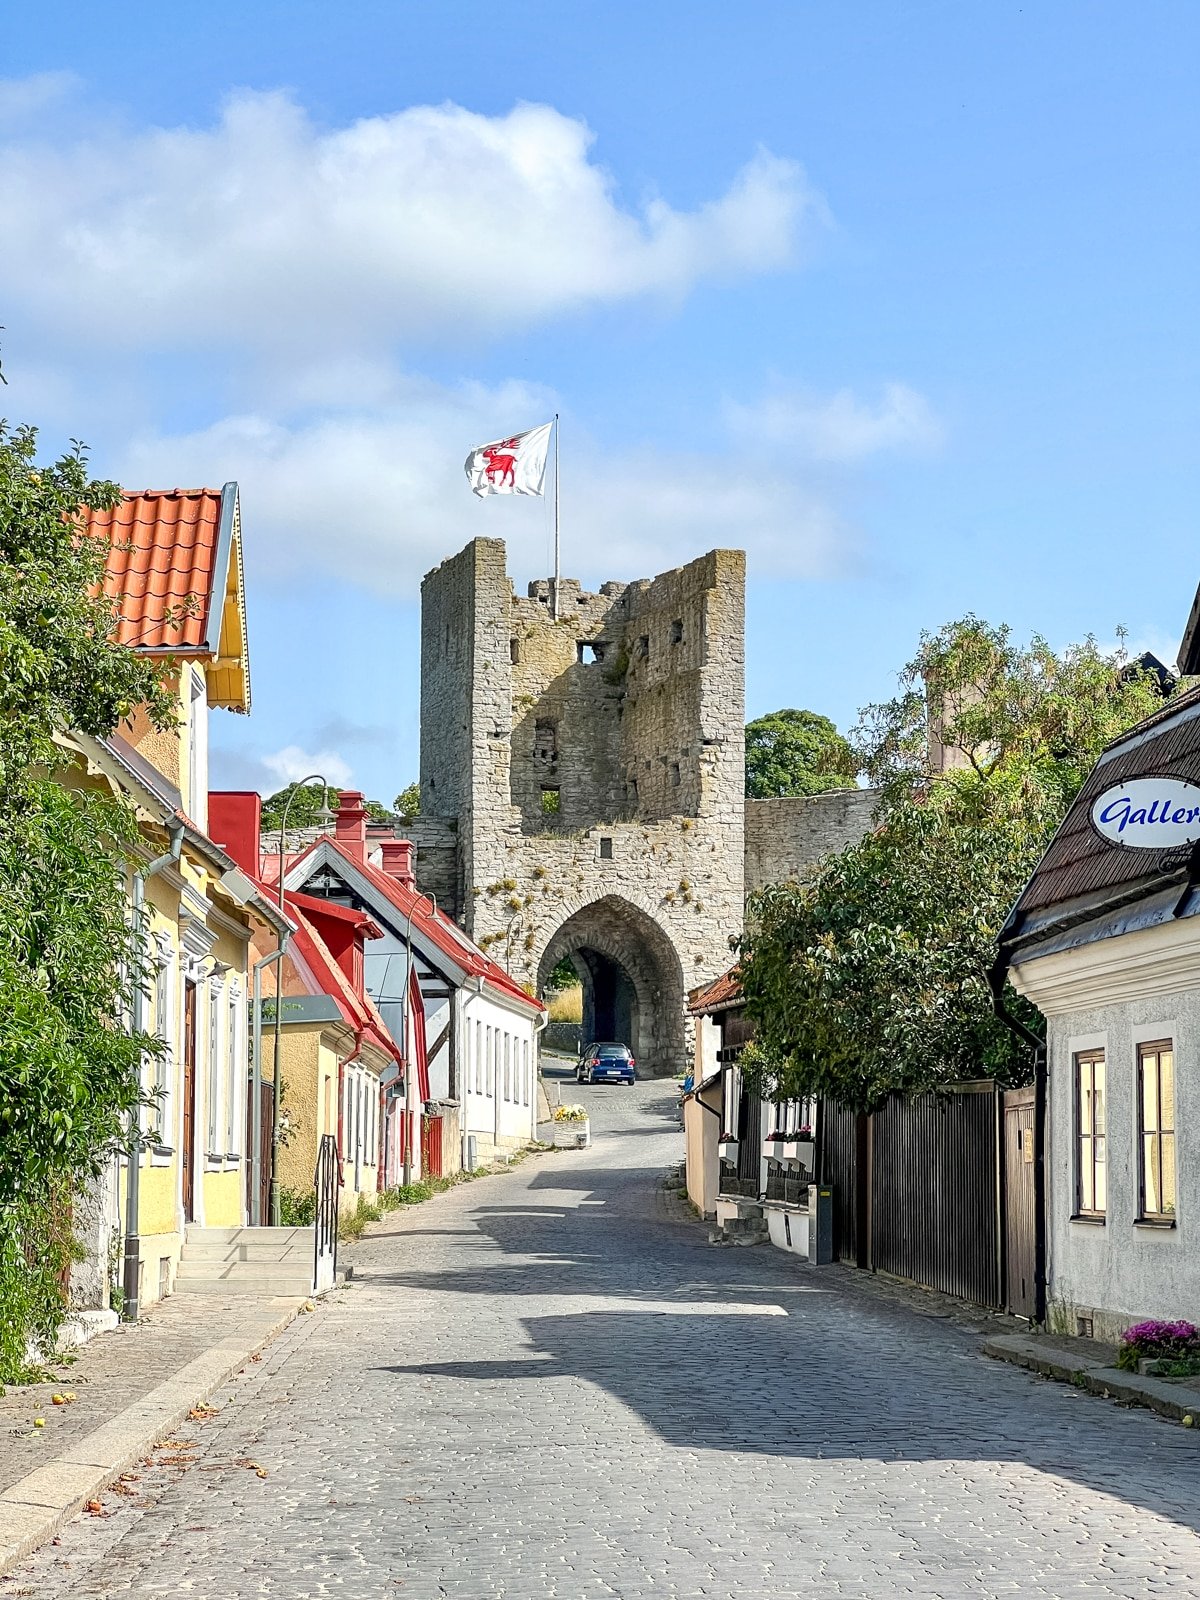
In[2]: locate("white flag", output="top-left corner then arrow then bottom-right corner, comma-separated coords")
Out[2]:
464,422 -> 553,498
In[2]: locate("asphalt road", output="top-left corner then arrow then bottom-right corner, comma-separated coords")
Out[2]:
7,1068 -> 1200,1598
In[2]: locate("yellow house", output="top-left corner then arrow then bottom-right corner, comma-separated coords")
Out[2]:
63,485 -> 289,1317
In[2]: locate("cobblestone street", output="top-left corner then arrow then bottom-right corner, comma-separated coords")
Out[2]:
8,1072 -> 1200,1599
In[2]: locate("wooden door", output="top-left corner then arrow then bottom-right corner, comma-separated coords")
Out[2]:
1004,1087 -> 1037,1319
182,980 -> 197,1222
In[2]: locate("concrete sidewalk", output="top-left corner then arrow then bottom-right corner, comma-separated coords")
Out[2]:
0,1292 -> 308,1574
985,1330 -> 1200,1426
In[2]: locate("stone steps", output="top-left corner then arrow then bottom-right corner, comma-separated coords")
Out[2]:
176,1226 -> 318,1296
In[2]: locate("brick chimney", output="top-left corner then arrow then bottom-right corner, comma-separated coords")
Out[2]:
379,838 -> 416,889
335,790 -> 368,861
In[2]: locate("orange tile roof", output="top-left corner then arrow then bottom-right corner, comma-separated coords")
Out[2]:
87,487 -> 227,652
687,965 -> 743,1015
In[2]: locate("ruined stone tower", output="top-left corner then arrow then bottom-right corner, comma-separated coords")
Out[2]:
415,538 -> 746,1076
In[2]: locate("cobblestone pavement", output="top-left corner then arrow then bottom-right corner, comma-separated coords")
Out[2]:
7,1071 -> 1200,1599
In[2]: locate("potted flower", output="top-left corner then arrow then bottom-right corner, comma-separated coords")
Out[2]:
549,1103 -> 590,1149
1117,1319 -> 1200,1376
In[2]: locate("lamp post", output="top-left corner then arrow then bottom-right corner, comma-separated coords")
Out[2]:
270,774 -> 333,1226
401,891 -> 436,1188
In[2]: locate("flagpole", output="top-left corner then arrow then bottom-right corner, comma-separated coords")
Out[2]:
552,413 -> 560,621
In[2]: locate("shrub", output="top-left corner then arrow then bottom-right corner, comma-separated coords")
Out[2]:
278,1188 -> 316,1227
1116,1319 -> 1200,1370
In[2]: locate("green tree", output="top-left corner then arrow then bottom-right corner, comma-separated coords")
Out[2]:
0,421 -> 175,1377
261,784 -> 398,831
394,782 -> 420,818
745,708 -> 858,798
738,619 -> 1171,1110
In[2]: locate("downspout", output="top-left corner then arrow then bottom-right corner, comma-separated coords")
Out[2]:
123,815 -> 185,1322
532,1007 -> 548,1142
251,932 -> 289,1226
462,976 -> 486,1171
989,957 -> 1048,1325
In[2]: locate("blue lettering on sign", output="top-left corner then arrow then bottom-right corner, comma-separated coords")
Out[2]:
1097,795 -> 1200,834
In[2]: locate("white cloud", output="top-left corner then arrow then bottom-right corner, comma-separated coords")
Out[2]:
260,744 -> 353,788
728,382 -> 943,462
0,87 -> 821,358
116,372 -> 857,594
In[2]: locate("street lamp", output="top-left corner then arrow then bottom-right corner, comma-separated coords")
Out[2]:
270,774 -> 333,1226
402,890 -> 436,1188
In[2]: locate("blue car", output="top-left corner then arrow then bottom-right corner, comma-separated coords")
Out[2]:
577,1042 -> 636,1085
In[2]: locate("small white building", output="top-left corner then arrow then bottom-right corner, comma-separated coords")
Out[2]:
999,683 -> 1200,1340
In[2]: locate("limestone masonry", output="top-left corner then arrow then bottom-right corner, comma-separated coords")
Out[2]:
412,537 -> 876,1076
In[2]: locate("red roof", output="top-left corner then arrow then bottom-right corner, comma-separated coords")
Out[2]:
688,965 -> 743,1016
284,898 -> 399,1063
85,488 -> 226,651
273,836 -> 545,1015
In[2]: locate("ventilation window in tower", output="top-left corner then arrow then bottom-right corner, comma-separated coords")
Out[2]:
533,719 -> 557,761
671,762 -> 681,786
670,619 -> 683,644
577,641 -> 605,664
599,837 -> 614,860
637,635 -> 649,658
510,637 -> 520,663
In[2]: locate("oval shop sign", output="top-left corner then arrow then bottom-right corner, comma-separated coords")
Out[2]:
1091,777 -> 1200,848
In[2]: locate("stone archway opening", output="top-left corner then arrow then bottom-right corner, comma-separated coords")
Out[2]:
537,895 -> 688,1078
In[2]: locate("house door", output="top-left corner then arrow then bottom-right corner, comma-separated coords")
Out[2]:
245,1076 -> 274,1226
182,980 -> 198,1222
1004,1087 -> 1037,1319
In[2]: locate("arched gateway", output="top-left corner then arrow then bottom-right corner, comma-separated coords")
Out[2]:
408,536 -> 747,1076
537,896 -> 688,1076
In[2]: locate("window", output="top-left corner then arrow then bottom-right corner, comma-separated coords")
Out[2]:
206,977 -> 223,1155
486,1025 -> 494,1095
151,937 -> 173,1143
541,788 -> 561,816
637,635 -> 649,658
225,984 -> 240,1154
599,836 -> 613,860
577,641 -> 604,664
670,618 -> 683,644
475,1020 -> 482,1093
523,1040 -> 530,1105
1138,1041 -> 1176,1219
670,762 -> 681,787
534,720 -> 557,761
1075,1050 -> 1107,1217
504,1034 -> 512,1101
510,637 -> 520,664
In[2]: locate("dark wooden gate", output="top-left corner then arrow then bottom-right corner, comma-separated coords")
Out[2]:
245,1077 -> 274,1225
421,1113 -> 444,1180
819,1099 -> 858,1262
869,1083 -> 1002,1307
1003,1087 -> 1037,1319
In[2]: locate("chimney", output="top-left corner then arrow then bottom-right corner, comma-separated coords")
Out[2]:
209,791 -> 262,877
379,838 -> 416,889
335,790 -> 368,861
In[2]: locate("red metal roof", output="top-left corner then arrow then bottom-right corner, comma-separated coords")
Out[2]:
85,487 -> 226,652
283,898 -> 399,1063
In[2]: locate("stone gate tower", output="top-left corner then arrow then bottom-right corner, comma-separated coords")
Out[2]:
415,537 -> 745,1076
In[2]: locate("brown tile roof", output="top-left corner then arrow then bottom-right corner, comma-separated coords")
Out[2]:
1002,684 -> 1200,940
687,965 -> 743,1015
87,488 -> 227,652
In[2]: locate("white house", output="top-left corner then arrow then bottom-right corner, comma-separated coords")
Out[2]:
997,683 -> 1200,1341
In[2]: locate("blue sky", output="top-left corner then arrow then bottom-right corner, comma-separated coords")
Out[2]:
3,2 -> 1197,804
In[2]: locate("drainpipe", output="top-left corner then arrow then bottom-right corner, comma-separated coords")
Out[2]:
122,815 -> 185,1322
532,1008 -> 548,1142
990,960 -> 1048,1326
251,933 -> 289,1226
401,893 -> 436,1186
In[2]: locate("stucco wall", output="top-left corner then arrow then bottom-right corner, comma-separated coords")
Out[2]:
744,789 -> 880,893
684,1082 -> 721,1218
1044,990 -> 1200,1338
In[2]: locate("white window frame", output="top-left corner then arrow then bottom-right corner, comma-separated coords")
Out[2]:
150,933 -> 175,1146
225,982 -> 241,1157
206,974 -> 224,1157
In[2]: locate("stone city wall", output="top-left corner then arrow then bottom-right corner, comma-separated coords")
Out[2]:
744,788 -> 880,893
